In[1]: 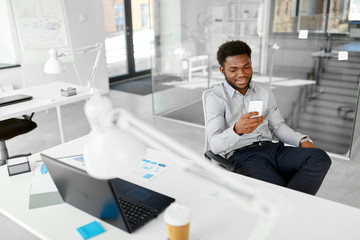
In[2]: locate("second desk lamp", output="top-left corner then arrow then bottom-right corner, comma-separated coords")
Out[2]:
43,42 -> 103,92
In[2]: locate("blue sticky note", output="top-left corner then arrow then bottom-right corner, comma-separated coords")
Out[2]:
143,174 -> 154,179
73,156 -> 84,162
76,221 -> 105,240
40,164 -> 48,174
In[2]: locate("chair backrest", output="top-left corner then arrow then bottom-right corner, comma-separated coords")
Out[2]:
0,115 -> 37,165
202,88 -> 213,153
202,88 -> 236,171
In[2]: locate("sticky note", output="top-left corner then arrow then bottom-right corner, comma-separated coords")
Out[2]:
40,164 -> 48,174
143,174 -> 154,179
338,51 -> 348,61
298,30 -> 308,39
76,221 -> 105,240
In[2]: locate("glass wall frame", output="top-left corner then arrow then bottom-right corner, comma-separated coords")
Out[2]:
152,0 -> 360,159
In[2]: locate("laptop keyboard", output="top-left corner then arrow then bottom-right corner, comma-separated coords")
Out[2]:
118,197 -> 157,229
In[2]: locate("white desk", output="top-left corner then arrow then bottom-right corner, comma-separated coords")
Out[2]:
271,79 -> 316,87
1,136 -> 360,240
253,76 -> 289,83
0,82 -> 92,143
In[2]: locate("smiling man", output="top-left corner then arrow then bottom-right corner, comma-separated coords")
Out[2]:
204,40 -> 331,195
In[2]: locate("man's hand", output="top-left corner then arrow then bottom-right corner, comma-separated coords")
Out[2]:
301,141 -> 315,148
233,112 -> 264,135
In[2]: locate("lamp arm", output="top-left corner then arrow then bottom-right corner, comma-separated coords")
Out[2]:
87,42 -> 103,89
84,92 -> 281,240
54,43 -> 103,90
109,108 -> 279,240
118,110 -> 278,239
56,43 -> 102,56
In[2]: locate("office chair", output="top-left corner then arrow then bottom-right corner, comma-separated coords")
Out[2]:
202,89 -> 236,172
0,113 -> 37,166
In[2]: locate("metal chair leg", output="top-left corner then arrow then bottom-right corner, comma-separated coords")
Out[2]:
0,141 -> 9,166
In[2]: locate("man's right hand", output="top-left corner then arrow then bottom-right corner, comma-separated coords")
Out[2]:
233,112 -> 264,135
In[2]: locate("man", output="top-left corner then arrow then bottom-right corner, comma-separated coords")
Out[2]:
205,40 -> 331,195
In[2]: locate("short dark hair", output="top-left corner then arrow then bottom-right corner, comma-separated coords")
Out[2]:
217,40 -> 252,67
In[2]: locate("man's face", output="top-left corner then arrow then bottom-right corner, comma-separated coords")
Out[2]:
220,54 -> 253,95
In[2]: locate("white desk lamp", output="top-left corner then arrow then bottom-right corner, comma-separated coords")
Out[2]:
83,92 -> 281,240
44,42 -> 103,92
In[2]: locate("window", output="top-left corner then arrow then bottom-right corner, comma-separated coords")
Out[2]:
0,0 -> 20,69
141,4 -> 149,28
273,0 -> 351,34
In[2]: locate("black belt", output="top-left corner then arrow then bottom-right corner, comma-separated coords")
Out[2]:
238,141 -> 272,151
226,141 -> 272,159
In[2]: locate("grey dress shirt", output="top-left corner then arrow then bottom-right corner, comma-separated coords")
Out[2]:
205,81 -> 308,155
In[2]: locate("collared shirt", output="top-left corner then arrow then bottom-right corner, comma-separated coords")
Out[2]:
205,80 -> 308,155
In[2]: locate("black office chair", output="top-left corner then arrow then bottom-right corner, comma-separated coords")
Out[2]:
0,113 -> 37,166
202,89 -> 236,172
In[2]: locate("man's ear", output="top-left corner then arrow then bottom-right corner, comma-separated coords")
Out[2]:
219,66 -> 225,75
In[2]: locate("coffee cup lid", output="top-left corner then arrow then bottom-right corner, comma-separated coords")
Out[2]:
164,203 -> 191,226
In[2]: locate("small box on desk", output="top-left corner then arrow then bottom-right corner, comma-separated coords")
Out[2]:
7,156 -> 31,176
61,87 -> 77,97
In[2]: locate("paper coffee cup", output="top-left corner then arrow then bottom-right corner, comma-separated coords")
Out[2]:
164,203 -> 191,240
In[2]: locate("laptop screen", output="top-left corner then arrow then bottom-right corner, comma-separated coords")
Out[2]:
41,153 -> 131,232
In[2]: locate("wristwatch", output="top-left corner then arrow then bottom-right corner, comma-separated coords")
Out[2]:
299,136 -> 312,146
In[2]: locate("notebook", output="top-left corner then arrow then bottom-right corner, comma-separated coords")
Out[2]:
0,94 -> 33,107
40,153 -> 175,233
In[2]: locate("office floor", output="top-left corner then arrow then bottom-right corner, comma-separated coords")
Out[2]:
3,88 -> 360,239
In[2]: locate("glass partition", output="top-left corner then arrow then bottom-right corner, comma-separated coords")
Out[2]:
152,0 -> 360,158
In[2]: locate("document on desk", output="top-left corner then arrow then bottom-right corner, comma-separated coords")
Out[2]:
57,154 -> 86,170
29,161 -> 63,209
130,157 -> 171,181
58,154 -> 169,181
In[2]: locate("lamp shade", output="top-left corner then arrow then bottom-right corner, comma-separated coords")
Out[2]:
83,127 -> 146,179
83,91 -> 146,179
44,48 -> 64,74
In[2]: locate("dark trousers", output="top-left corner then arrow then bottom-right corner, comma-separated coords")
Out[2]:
229,142 -> 331,195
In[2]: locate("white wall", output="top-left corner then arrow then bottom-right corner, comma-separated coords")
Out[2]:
0,0 -> 109,92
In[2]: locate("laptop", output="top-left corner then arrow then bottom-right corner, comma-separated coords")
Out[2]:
0,94 -> 33,107
40,153 -> 175,233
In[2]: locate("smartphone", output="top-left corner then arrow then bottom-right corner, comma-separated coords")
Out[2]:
248,101 -> 263,118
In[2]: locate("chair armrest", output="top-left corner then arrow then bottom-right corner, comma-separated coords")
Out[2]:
22,112 -> 35,120
204,150 -> 236,172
